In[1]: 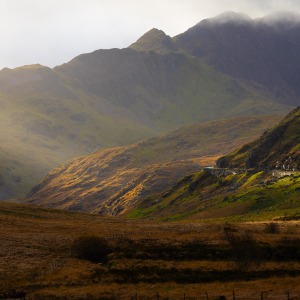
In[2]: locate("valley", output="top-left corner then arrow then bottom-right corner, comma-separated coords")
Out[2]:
2,9 -> 300,298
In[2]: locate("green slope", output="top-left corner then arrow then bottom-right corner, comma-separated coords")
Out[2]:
56,48 -> 288,130
0,65 -> 154,199
126,108 -> 300,221
26,115 -> 281,214
127,169 -> 300,222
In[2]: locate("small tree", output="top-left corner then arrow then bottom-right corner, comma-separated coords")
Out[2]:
71,236 -> 111,263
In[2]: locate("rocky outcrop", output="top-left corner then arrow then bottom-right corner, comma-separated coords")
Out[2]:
217,107 -> 300,169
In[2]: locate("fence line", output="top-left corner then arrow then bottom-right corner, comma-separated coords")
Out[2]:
63,291 -> 298,300
105,230 -> 156,240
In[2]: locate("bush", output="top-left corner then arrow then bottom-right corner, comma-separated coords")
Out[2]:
274,237 -> 300,261
71,236 -> 111,263
224,227 -> 262,272
265,222 -> 280,234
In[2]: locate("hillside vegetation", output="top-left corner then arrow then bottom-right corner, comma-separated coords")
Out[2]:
26,115 -> 281,215
217,107 -> 300,169
127,108 -> 300,221
0,64 -> 154,199
128,169 -> 300,221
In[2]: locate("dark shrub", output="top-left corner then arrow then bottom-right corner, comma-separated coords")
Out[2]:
71,236 -> 111,263
224,227 -> 262,272
274,237 -> 300,261
265,222 -> 280,234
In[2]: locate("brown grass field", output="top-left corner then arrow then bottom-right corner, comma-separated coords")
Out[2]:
1,202 -> 300,299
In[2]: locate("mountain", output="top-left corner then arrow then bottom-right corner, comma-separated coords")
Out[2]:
1,12 -> 298,199
0,51 -> 285,200
0,64 -> 154,199
217,107 -> 300,169
56,48 -> 283,129
26,115 -> 282,214
127,108 -> 300,221
173,12 -> 300,105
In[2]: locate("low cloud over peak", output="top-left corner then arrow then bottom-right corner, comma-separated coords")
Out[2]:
196,10 -> 300,28
2,0 -> 300,69
209,11 -> 252,24
260,11 -> 300,24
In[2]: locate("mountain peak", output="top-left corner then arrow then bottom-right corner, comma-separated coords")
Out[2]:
144,28 -> 166,36
129,28 -> 176,52
13,64 -> 48,71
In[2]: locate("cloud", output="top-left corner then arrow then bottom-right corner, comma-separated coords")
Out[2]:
0,0 -> 300,69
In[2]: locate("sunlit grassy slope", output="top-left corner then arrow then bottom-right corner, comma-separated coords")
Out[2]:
0,65 -> 154,199
26,115 -> 282,215
128,169 -> 300,221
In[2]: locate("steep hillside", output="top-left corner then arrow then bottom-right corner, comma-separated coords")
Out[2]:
128,108 -> 300,221
217,107 -> 300,168
128,169 -> 300,221
174,12 -> 300,105
0,64 -> 154,199
26,115 -> 281,214
56,48 -> 283,130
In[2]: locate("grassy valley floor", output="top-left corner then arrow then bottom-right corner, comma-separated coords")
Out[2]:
1,202 -> 300,299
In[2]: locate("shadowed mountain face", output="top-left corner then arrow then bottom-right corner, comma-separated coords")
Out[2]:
217,107 -> 300,169
173,12 -> 300,105
56,48 -> 284,129
26,115 -> 282,215
0,12 -> 297,199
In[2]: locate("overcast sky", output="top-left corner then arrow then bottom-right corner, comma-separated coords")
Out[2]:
0,0 -> 300,69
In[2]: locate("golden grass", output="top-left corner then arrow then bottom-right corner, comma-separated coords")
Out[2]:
1,202 -> 300,299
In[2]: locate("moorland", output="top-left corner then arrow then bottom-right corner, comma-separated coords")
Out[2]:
1,202 -> 300,299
